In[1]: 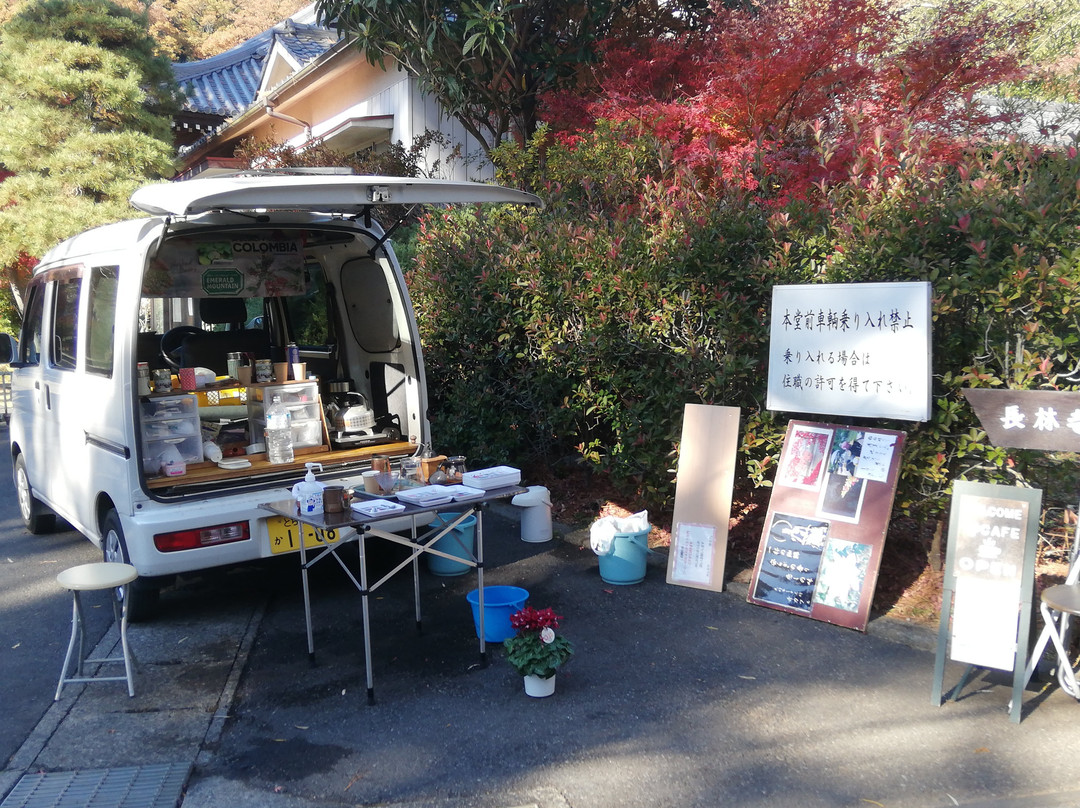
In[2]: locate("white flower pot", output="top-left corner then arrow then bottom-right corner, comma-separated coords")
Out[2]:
523,673 -> 556,697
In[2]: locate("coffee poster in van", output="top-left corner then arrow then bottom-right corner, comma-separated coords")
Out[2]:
143,235 -> 306,297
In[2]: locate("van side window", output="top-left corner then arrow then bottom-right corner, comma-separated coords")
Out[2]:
19,282 -> 45,365
340,258 -> 399,352
51,277 -> 81,371
86,266 -> 118,377
285,260 -> 332,348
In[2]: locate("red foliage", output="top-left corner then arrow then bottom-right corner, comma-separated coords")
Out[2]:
541,0 -> 1031,197
6,251 -> 38,291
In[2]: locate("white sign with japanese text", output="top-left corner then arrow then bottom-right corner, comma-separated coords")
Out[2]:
767,282 -> 932,422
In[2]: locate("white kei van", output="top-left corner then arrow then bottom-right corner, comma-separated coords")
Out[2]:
0,173 -> 540,618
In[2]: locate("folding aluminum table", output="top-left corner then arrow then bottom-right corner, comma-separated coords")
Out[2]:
260,484 -> 525,704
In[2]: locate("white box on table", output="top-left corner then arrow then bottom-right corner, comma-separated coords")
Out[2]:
461,465 -> 521,491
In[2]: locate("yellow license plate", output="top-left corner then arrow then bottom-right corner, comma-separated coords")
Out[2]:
266,516 -> 341,555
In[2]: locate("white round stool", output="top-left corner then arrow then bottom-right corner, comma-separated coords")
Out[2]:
55,562 -> 138,700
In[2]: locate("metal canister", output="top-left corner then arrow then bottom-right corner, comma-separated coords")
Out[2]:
151,367 -> 173,393
286,342 -> 300,366
137,362 -> 151,396
255,359 -> 273,383
322,485 -> 349,514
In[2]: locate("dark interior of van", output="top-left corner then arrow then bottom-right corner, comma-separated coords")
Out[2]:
136,230 -> 415,490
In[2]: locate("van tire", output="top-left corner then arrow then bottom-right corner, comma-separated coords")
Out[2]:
14,454 -> 56,534
102,510 -> 160,622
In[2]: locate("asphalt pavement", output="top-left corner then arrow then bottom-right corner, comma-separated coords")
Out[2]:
3,504 -> 1080,808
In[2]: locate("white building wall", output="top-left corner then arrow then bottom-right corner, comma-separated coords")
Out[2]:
301,75 -> 492,182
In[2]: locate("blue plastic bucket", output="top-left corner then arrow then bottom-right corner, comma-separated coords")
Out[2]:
597,528 -> 650,585
465,585 -> 529,642
426,513 -> 477,576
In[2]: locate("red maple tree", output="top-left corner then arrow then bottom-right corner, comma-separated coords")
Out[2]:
541,0 -> 1032,198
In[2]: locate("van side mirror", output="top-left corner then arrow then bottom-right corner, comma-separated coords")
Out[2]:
0,334 -> 16,365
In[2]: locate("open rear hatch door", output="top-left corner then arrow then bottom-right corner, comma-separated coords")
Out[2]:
131,175 -> 542,217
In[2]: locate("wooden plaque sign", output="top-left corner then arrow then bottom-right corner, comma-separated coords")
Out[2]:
666,404 -> 740,592
746,420 -> 906,630
963,388 -> 1080,452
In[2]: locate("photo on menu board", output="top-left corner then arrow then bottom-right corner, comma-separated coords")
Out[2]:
776,424 -> 832,491
812,538 -> 873,613
751,512 -> 830,614
817,428 -> 867,523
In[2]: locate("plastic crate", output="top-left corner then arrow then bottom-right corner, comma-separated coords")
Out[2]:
197,385 -> 247,407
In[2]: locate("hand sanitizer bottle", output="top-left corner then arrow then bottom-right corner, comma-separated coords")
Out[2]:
292,462 -> 326,515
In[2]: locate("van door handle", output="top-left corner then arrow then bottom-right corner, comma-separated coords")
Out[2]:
33,380 -> 50,408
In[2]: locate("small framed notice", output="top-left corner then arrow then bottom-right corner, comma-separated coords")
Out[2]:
670,523 -> 716,585
666,404 -> 740,592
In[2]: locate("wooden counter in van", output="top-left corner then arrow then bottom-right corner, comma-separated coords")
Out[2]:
145,440 -> 417,489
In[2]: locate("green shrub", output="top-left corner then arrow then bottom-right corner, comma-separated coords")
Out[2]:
410,126 -> 1080,530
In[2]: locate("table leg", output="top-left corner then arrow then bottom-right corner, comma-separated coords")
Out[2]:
358,528 -> 375,705
299,540 -> 315,663
476,508 -> 487,667
411,514 -> 422,632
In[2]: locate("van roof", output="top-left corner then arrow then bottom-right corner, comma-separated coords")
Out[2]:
130,175 -> 543,217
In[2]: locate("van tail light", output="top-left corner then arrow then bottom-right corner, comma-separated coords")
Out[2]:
154,521 -> 250,552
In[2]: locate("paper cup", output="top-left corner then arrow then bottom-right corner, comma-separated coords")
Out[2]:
178,367 -> 197,390
291,362 -> 306,381
273,362 -> 289,382
237,365 -> 252,385
362,470 -> 380,493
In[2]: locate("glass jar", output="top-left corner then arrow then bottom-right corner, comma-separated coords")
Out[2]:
400,457 -> 423,486
444,456 -> 467,483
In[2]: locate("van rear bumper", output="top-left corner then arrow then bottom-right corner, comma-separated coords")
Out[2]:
120,482 -> 412,577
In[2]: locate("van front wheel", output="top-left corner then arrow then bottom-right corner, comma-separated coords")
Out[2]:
14,454 -> 56,534
102,510 -> 160,622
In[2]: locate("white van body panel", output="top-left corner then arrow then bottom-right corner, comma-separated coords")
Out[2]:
6,176 -> 538,594
130,174 -> 542,216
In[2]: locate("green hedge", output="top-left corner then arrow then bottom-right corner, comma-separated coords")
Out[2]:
408,126 -> 1080,529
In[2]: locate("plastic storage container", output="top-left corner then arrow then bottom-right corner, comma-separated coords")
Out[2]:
248,380 -> 324,450
140,394 -> 203,475
465,585 -> 529,642
426,513 -> 477,576
251,416 -> 323,449
597,528 -> 651,585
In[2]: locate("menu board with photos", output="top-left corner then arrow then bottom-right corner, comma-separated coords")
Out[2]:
747,420 -> 906,631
